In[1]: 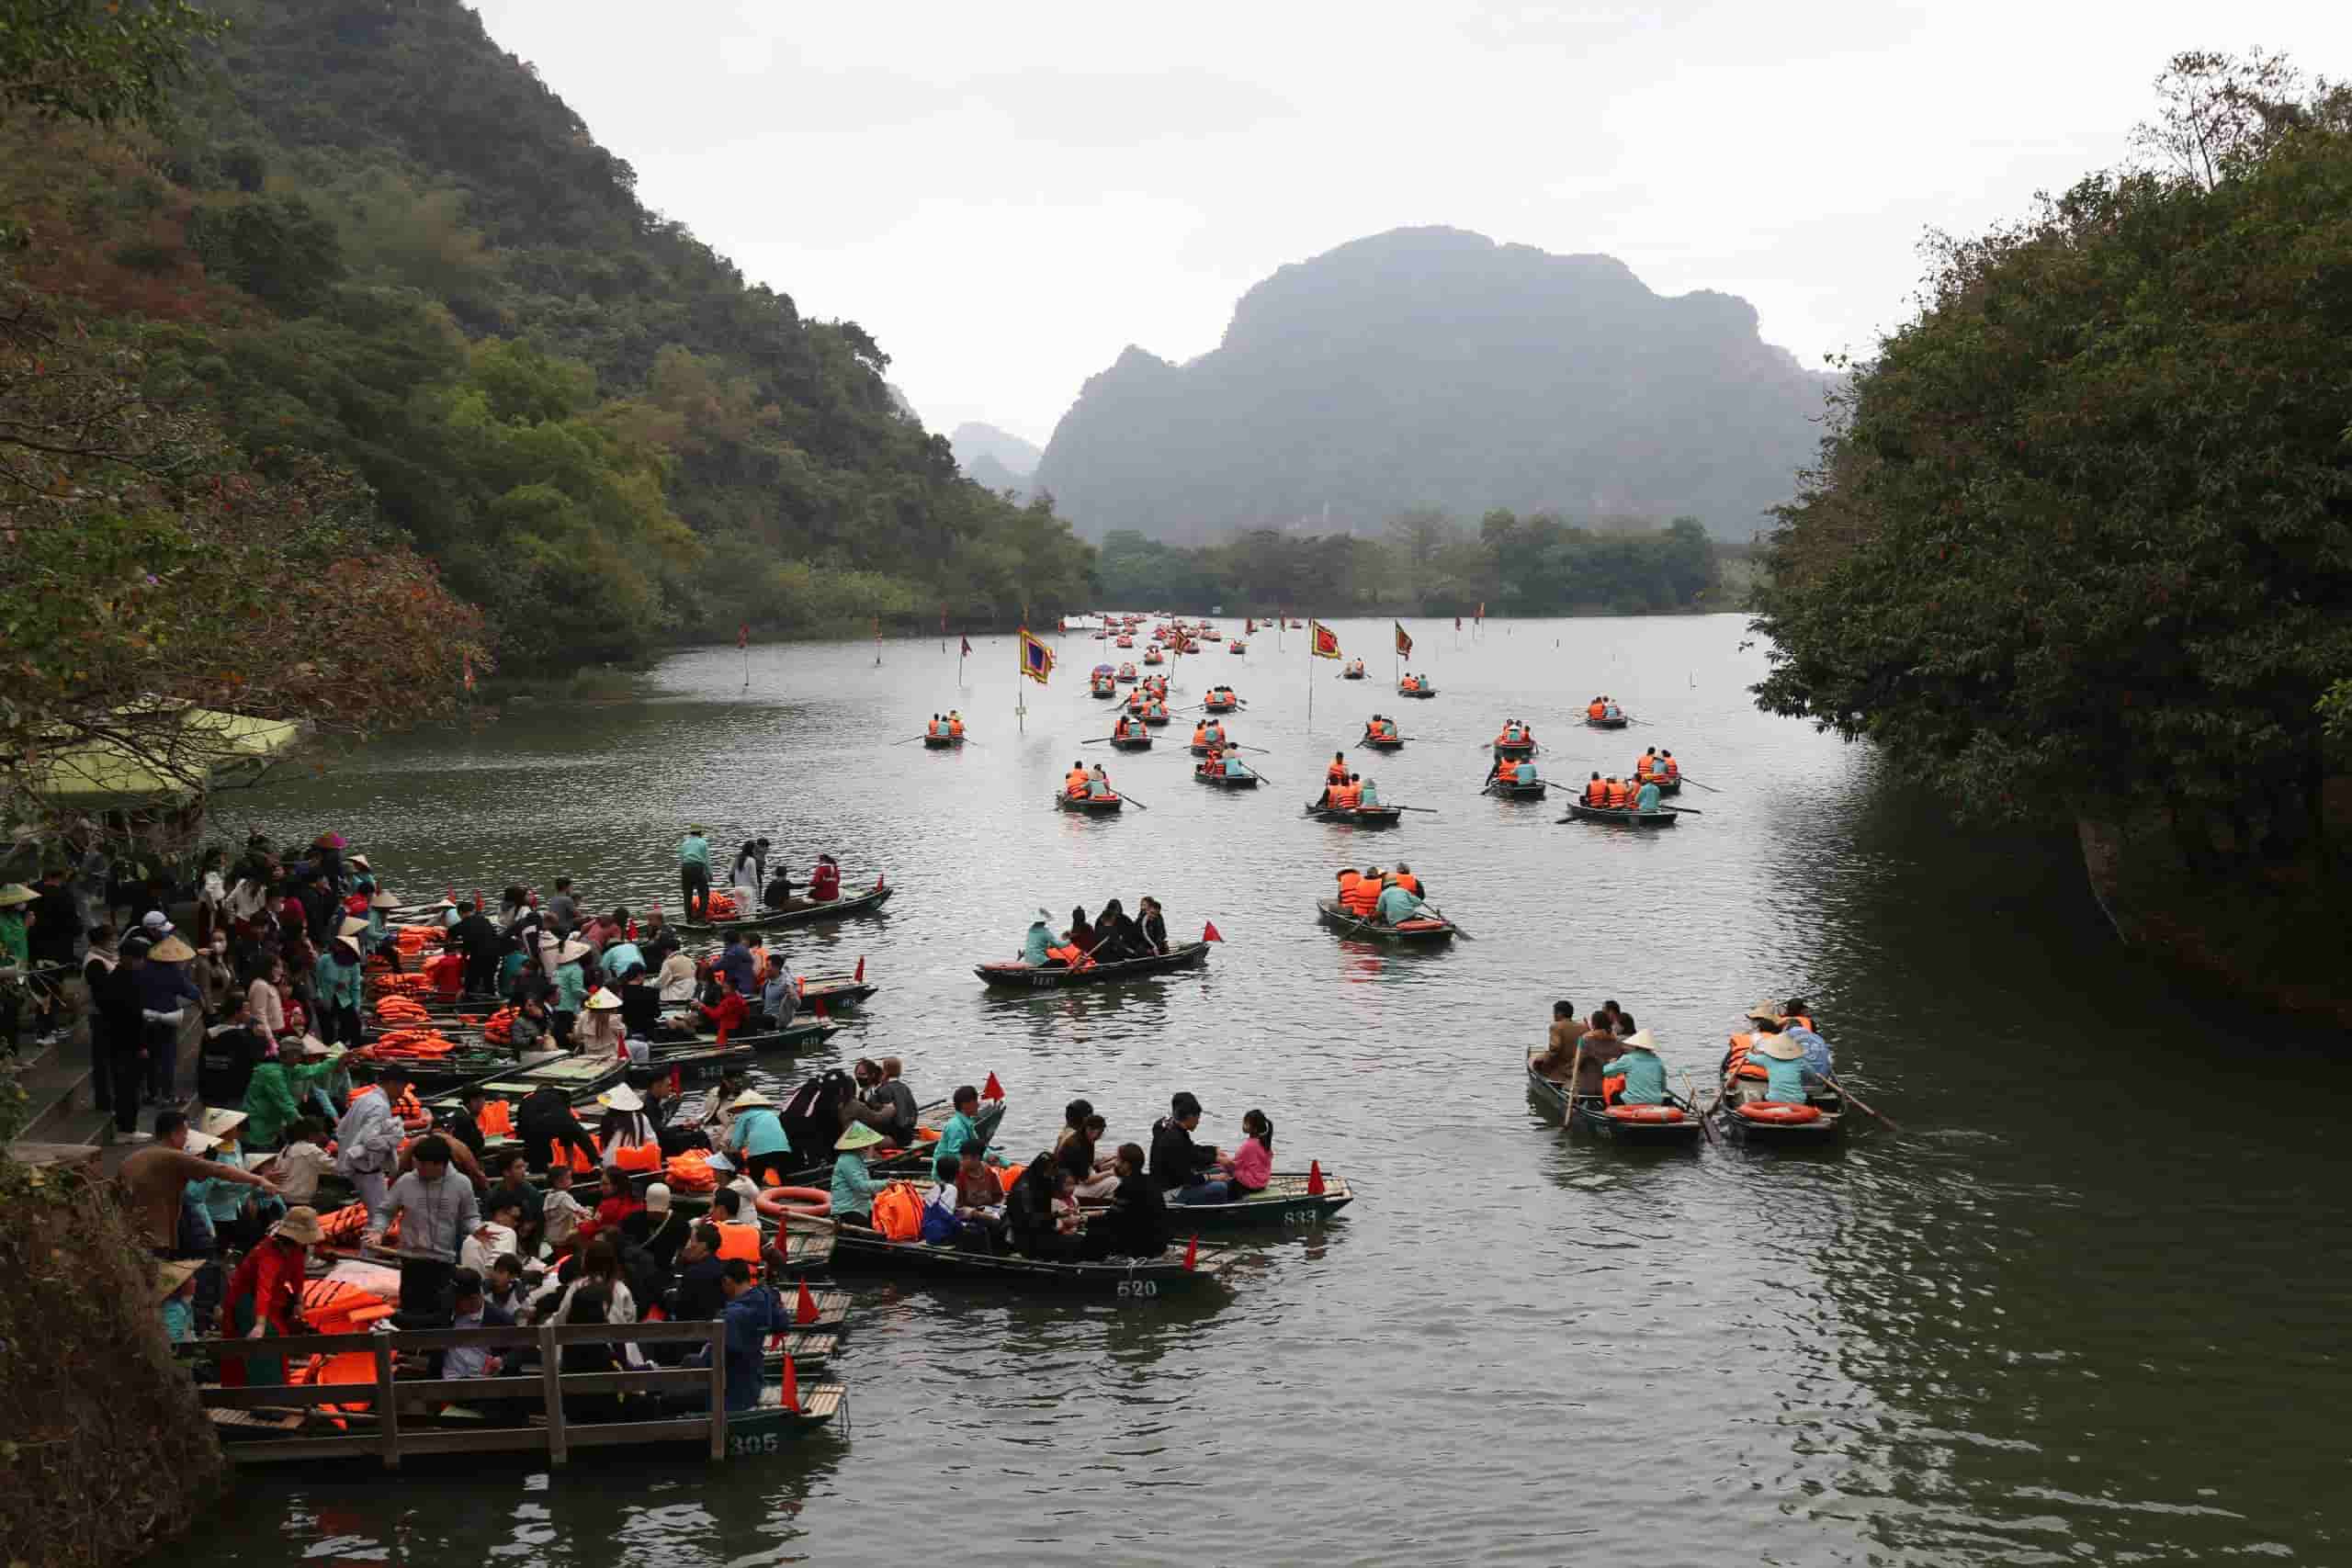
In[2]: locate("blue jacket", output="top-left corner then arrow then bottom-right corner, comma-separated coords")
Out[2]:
1783,1024 -> 1833,1079
1612,1050 -> 1668,1104
1756,1053 -> 1809,1104
729,1106 -> 787,1157
716,1284 -> 786,1410
719,942 -> 755,998
1374,885 -> 1421,924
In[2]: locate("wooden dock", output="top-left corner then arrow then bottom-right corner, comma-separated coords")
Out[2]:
175,1319 -> 778,1467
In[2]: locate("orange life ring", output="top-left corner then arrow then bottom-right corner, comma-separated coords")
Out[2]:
1734,1101 -> 1822,1124
1604,1104 -> 1685,1123
755,1186 -> 831,1221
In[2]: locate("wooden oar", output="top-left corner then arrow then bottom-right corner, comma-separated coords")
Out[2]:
1676,776 -> 1724,794
1229,743 -> 1273,754
1564,1043 -> 1585,1130
1417,900 -> 1474,941
1389,804 -> 1440,813
1114,789 -> 1150,812
1682,1070 -> 1717,1145
1247,763 -> 1279,788
890,734 -> 932,746
1666,805 -> 1704,816
1820,1075 -> 1898,1132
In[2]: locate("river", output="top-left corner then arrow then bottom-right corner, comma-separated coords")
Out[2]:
180,615 -> 2350,1566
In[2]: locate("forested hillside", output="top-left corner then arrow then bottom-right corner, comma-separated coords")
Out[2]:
1034,227 -> 1833,546
4,0 -> 1091,672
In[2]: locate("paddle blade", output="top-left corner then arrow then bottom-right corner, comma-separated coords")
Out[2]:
1203,920 -> 1224,943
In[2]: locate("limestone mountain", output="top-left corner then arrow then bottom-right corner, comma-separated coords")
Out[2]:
951,422 -> 1041,498
1034,226 -> 1833,544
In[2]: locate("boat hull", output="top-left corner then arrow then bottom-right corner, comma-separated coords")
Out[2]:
677,884 -> 895,933
1194,771 -> 1260,788
1054,792 -> 1124,813
976,942 -> 1211,987
830,1228 -> 1238,1294
1486,780 -> 1548,799
1560,803 -> 1678,827
1304,804 -> 1402,826
1584,716 -> 1629,729
1315,897 -> 1454,945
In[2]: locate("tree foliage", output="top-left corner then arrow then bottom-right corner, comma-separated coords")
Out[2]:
1752,52 -> 2352,853
1092,511 -> 1721,616
0,0 -> 226,129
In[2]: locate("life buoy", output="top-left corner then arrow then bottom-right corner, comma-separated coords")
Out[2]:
1735,1101 -> 1822,1124
755,1186 -> 831,1221
1604,1104 -> 1685,1122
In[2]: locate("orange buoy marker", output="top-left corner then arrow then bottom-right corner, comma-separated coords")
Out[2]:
983,1071 -> 1004,1100
780,1352 -> 800,1414
1203,920 -> 1224,942
1306,1160 -> 1326,1197
1183,1235 -> 1199,1271
794,1280 -> 820,1325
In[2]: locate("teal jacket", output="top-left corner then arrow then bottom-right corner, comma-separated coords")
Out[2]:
729,1106 -> 786,1157
1634,782 -> 1662,810
831,1150 -> 888,1217
314,950 -> 360,1011
1022,924 -> 1051,964
1374,885 -> 1422,924
553,960 -> 586,1015
1756,1054 -> 1809,1104
936,1110 -> 1000,1167
679,834 -> 711,869
1612,1049 -> 1668,1104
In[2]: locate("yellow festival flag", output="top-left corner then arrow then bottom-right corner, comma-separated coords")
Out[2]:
1019,627 -> 1055,683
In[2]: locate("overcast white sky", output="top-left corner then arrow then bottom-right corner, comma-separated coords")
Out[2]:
473,2 -> 2348,449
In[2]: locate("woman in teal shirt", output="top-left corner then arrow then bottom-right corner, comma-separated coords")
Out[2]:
725,1089 -> 791,1185
1751,1032 -> 1811,1104
831,1122 -> 888,1224
313,938 -> 362,1044
1611,1030 -> 1669,1104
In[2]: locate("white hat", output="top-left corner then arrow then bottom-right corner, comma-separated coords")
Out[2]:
369,889 -> 400,909
729,1089 -> 775,1111
598,1084 -> 645,1111
643,1182 -> 672,1214
337,916 -> 370,938
347,854 -> 372,871
1754,1033 -> 1805,1061
583,987 -> 621,1010
141,911 -> 170,931
557,939 -> 593,964
1621,1029 -> 1658,1052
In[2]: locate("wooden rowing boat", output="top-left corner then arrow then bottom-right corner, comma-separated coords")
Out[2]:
921,734 -> 963,749
1711,1089 -> 1846,1145
1315,897 -> 1455,945
974,941 -> 1211,988
1303,801 -> 1401,826
1110,734 -> 1153,750
1559,802 -> 1679,827
1084,1169 -> 1353,1230
1090,682 -> 1118,699
676,883 -> 895,934
1194,767 -> 1260,788
1140,711 -> 1169,727
1342,666 -> 1366,680
1054,791 -> 1124,813
1523,1056 -> 1704,1145
1203,697 -> 1238,712
829,1225 -> 1239,1294
1397,685 -> 1435,698
1641,776 -> 1682,796
1361,733 -> 1403,750
1583,715 -> 1629,729
1484,777 -> 1549,799
1491,738 -> 1535,757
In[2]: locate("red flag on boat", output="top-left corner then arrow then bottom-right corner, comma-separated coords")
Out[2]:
854,954 -> 865,982
779,1352 -> 800,1413
1454,615 -> 1462,631
960,635 -> 973,657
739,624 -> 748,649
982,1071 -> 1004,1100
668,1066 -> 683,1096
1183,1235 -> 1198,1271
795,1280 -> 819,1325
812,997 -> 828,1021
1306,1160 -> 1326,1196
1203,921 -> 1224,942
627,918 -> 638,939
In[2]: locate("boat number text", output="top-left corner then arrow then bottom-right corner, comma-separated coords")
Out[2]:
730,1432 -> 781,1456
1117,1280 -> 1159,1299
1283,1208 -> 1326,1225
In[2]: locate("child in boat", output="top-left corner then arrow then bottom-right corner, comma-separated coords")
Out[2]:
1214,1111 -> 1274,1194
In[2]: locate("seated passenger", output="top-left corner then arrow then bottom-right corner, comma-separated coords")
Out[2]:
1374,874 -> 1424,926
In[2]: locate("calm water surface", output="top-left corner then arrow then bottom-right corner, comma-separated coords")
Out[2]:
181,616 -> 2349,1567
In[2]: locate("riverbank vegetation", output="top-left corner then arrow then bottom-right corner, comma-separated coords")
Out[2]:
1093,510 -> 1724,616
3,0 -> 1093,696
1751,51 -> 2352,1013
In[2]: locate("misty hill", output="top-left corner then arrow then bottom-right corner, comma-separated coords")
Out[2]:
1034,227 -> 1833,545
952,422 -> 1040,498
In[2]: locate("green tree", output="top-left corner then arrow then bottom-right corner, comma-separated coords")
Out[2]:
0,0 -> 226,128
1751,53 -> 2352,862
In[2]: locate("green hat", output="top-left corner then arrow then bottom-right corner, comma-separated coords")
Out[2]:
835,1122 -> 885,1152
0,883 -> 34,908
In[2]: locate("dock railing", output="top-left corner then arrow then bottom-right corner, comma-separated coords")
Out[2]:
174,1318 -> 729,1467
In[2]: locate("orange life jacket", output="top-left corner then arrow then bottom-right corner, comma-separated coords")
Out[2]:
1724,1033 -> 1770,1081
1583,781 -> 1605,806
1587,702 -> 1605,719
1332,783 -> 1360,807
1329,761 -> 1350,784
612,1140 -> 662,1173
1394,873 -> 1421,895
1497,759 -> 1518,783
927,719 -> 941,737
1341,878 -> 1381,917
1192,727 -> 1207,745
717,1222 -> 763,1262
1786,1013 -> 1815,1032
1336,871 -> 1361,899
1065,770 -> 1088,797
1663,756 -> 1679,776
1605,780 -> 1630,808
949,717 -> 964,737
871,1181 -> 924,1241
